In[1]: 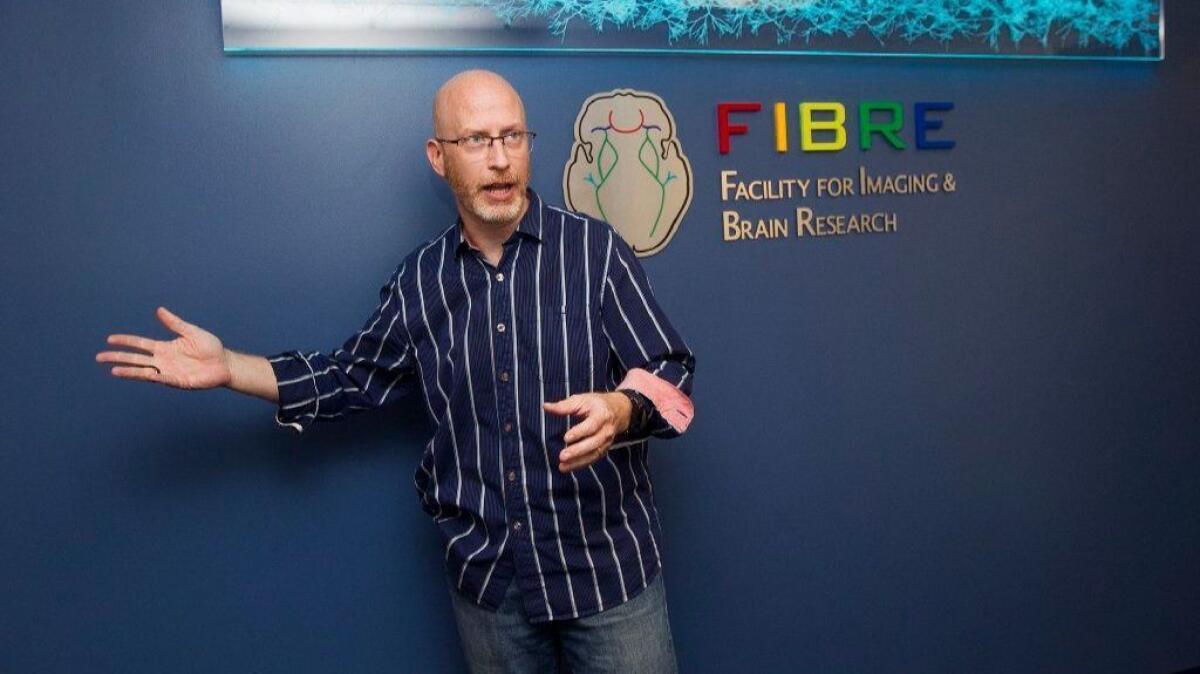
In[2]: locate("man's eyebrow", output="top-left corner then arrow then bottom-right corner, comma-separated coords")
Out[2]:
457,124 -> 525,136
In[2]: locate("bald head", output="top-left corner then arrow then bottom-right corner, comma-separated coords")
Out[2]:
432,70 -> 526,138
424,69 -> 532,238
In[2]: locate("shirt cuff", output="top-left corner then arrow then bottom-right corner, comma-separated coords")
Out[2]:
616,367 -> 694,434
267,351 -> 321,434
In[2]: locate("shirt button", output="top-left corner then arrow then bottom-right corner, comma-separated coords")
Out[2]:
503,422 -> 513,433
496,272 -> 505,282
507,470 -> 516,482
499,370 -> 510,383
496,322 -> 506,333
512,521 -> 523,532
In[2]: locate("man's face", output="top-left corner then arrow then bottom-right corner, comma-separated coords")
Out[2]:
431,79 -> 531,230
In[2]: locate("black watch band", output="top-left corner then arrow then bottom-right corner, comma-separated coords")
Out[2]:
618,389 -> 653,437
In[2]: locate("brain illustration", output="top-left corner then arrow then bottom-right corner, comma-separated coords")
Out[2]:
563,90 -> 693,257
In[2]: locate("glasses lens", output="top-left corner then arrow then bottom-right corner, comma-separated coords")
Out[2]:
510,132 -> 534,151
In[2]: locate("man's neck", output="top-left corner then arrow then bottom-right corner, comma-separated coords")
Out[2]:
460,208 -> 526,267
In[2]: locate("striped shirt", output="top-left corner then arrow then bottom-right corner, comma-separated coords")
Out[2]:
267,190 -> 695,623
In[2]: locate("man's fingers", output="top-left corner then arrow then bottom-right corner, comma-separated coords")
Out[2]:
560,432 -> 610,464
560,457 -> 595,473
156,306 -> 198,338
106,333 -> 160,354
563,414 -> 602,445
548,393 -> 615,470
96,350 -> 156,368
110,365 -> 163,383
559,442 -> 610,473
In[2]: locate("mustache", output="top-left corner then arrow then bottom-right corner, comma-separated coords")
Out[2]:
477,173 -> 523,189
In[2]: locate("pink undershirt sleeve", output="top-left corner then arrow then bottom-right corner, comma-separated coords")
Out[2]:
616,367 -> 694,434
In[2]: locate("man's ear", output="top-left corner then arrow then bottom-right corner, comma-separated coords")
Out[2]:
425,138 -> 446,179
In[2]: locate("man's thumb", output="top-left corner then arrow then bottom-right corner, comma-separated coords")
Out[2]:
156,306 -> 196,337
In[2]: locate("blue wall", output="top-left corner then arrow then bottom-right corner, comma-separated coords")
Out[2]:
2,2 -> 1197,672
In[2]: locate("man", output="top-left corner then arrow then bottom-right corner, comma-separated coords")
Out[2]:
96,69 -> 694,673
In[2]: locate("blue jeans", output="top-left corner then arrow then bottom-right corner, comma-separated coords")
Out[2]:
447,572 -> 678,673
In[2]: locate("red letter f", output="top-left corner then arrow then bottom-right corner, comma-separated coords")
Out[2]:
717,102 -> 762,155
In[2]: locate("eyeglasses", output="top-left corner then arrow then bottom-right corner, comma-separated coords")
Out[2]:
436,131 -> 536,154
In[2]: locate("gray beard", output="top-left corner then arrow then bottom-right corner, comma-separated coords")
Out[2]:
471,192 -> 525,226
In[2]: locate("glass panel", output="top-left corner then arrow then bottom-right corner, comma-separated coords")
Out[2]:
222,0 -> 1163,61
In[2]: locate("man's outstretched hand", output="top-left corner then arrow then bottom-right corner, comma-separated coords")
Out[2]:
96,306 -> 232,390
543,392 -> 632,473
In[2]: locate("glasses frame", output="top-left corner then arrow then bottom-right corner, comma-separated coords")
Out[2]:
435,130 -> 537,154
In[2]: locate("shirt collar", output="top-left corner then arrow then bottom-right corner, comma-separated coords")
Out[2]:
454,188 -> 543,258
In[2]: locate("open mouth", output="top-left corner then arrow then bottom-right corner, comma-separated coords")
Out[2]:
481,181 -> 516,199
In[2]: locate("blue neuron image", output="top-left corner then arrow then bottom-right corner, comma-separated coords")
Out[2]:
478,0 -> 1160,52
221,0 -> 1163,59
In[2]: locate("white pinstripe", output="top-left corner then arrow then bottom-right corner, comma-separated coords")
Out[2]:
602,450 -> 646,590
446,262 -> 483,579
535,223 -> 579,618
560,213 -> 604,613
474,259 -> 509,603
623,447 -> 662,578
614,248 -> 675,354
280,385 -> 359,411
599,253 -> 666,584
400,256 -> 443,518
640,448 -> 665,570
354,306 -> 405,402
395,264 -> 438,421
507,240 -> 554,620
479,527 -> 510,604
606,276 -> 650,362
544,211 -> 628,606
417,242 -> 464,509
344,275 -> 398,376
454,257 -> 492,589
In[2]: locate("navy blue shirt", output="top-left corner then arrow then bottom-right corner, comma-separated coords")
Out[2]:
268,190 -> 695,623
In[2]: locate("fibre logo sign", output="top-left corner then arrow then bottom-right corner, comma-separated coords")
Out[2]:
564,89 -> 693,257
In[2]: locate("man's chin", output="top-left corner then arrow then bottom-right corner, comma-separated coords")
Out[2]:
472,191 -> 527,226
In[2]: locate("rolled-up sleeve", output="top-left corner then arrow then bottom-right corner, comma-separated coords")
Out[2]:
267,269 -> 417,433
600,228 -> 695,440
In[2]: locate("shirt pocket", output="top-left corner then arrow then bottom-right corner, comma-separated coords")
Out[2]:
538,304 -> 602,395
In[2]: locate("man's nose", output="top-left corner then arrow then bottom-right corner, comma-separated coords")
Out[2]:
486,139 -> 511,169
